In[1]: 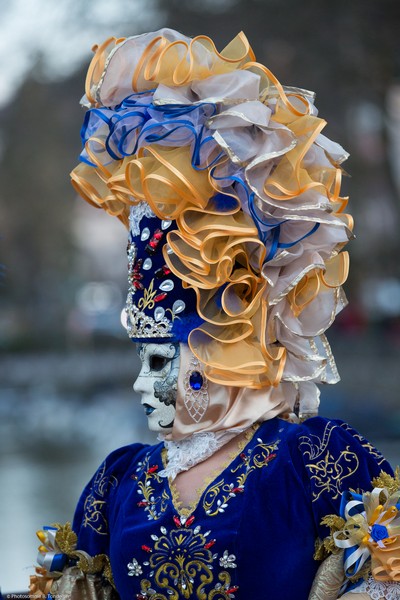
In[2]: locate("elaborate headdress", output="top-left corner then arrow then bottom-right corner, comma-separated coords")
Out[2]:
71,29 -> 352,422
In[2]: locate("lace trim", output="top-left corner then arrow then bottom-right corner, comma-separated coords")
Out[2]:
129,202 -> 156,236
353,576 -> 400,599
161,425 -> 259,517
160,432 -> 223,480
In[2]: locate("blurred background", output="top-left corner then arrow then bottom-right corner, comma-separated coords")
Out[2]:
1,0 -> 400,591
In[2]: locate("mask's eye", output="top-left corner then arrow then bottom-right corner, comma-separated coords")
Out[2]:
149,355 -> 170,372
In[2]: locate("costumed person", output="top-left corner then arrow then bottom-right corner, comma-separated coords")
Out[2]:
29,30 -> 400,600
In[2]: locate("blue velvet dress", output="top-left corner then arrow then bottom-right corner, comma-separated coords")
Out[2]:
72,417 -> 392,600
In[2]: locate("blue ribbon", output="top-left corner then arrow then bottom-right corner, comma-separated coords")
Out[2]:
80,96 -> 219,168
80,92 -> 321,260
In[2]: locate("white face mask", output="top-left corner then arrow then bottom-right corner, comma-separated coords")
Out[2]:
133,343 -> 180,433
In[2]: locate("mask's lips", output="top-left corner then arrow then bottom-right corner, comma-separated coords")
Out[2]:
142,403 -> 156,416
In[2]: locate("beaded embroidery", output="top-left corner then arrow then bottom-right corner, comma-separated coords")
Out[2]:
132,455 -> 169,521
125,206 -> 190,340
129,514 -> 239,600
202,436 -> 279,517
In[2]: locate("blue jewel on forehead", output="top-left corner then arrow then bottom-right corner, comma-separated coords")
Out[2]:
189,370 -> 204,390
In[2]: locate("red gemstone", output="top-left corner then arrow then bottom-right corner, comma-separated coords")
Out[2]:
173,516 -> 181,528
153,230 -> 163,240
155,265 -> 172,279
185,515 -> 195,527
240,453 -> 247,461
136,595 -> 147,600
148,465 -> 158,473
204,539 -> 216,549
265,453 -> 277,463
154,293 -> 167,302
141,545 -> 152,553
133,281 -> 144,290
231,487 -> 244,494
137,501 -> 148,507
148,240 -> 157,248
226,586 -> 239,594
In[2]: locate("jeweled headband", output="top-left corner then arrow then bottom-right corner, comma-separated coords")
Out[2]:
71,28 -> 352,414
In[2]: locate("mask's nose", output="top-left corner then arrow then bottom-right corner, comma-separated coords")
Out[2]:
133,372 -> 147,395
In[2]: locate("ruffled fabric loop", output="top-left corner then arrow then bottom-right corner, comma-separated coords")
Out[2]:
71,29 -> 353,399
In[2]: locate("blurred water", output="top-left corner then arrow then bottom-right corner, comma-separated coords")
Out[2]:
0,347 -> 399,592
0,349 -> 156,592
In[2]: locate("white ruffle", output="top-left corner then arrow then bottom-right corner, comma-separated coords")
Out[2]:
158,430 -> 242,479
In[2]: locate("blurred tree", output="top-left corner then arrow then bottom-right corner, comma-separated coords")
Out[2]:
0,71 -> 84,347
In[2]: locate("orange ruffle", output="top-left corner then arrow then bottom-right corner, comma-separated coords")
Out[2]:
86,32 -> 255,102
287,253 -> 349,317
372,537 -> 400,581
71,31 -> 352,395
30,566 -> 55,599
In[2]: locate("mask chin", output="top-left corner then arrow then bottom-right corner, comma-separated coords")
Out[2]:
145,401 -> 176,433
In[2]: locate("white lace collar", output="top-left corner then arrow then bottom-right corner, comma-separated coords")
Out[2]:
158,429 -> 243,480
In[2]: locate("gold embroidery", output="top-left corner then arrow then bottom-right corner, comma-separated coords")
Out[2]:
300,422 -> 360,503
340,423 -> 386,467
137,524 -> 236,600
166,424 -> 260,517
82,461 -> 118,535
50,522 -> 115,588
138,278 -> 157,310
314,516 -> 345,560
54,522 -> 78,555
83,496 -> 108,535
299,420 -> 337,460
372,467 -> 400,495
136,454 -> 169,520
208,572 -> 235,599
203,438 -> 280,517
307,447 -> 359,502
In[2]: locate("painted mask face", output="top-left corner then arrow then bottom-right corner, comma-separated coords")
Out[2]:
133,343 -> 180,433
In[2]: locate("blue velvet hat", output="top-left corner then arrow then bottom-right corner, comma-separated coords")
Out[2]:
125,204 -> 203,343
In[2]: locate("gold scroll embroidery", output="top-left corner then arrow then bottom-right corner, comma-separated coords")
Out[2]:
299,421 -> 359,502
137,525 -> 235,600
83,461 -> 118,535
202,438 -> 280,517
